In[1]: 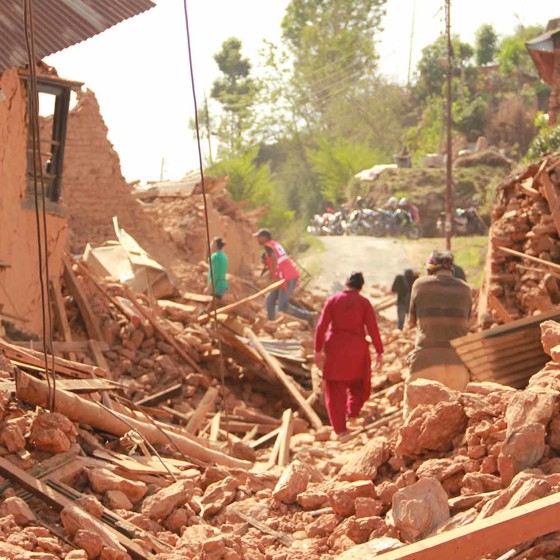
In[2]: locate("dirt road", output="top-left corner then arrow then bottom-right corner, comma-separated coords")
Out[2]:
308,236 -> 435,293
304,236 -> 439,321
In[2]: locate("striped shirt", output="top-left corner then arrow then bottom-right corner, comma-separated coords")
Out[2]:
408,270 -> 471,370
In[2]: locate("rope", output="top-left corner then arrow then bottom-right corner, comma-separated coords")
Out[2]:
181,0 -> 232,450
23,0 -> 56,411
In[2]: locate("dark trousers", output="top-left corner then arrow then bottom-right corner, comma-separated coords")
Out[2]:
397,303 -> 408,330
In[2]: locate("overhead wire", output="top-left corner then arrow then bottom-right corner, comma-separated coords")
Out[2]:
23,0 -> 56,411
181,0 -> 232,451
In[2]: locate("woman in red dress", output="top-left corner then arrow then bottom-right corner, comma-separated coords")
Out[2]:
314,272 -> 384,436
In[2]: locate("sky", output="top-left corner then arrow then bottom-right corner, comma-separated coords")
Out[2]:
44,0 -> 558,184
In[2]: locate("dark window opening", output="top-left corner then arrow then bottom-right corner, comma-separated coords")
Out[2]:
26,79 -> 71,204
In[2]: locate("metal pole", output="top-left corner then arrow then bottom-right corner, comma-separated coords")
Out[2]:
445,0 -> 453,251
406,0 -> 416,91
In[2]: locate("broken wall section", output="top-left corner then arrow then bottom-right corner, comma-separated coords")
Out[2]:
49,88 -> 260,292
0,68 -> 67,336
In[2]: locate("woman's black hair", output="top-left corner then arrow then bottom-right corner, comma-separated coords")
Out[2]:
346,271 -> 364,290
212,237 -> 225,250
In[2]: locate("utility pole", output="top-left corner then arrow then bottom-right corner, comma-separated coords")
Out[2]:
445,0 -> 453,251
159,157 -> 165,181
204,94 -> 213,166
406,0 -> 417,91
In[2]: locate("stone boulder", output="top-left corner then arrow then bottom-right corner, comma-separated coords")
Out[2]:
391,478 -> 449,542
273,460 -> 310,504
338,437 -> 390,482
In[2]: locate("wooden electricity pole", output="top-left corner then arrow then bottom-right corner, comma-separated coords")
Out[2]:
445,0 -> 453,251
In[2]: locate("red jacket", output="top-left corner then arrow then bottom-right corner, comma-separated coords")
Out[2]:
264,240 -> 300,283
315,290 -> 383,384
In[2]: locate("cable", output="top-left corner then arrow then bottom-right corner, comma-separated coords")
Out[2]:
23,0 -> 56,411
182,0 -> 232,452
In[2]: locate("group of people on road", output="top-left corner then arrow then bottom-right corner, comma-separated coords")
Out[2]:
208,227 -> 472,439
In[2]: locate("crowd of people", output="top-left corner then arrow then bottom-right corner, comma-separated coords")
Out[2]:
207,227 -> 472,439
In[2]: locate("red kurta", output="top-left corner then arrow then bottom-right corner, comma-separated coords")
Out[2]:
314,289 -> 384,383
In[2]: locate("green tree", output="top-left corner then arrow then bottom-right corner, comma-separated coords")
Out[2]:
281,0 -> 387,121
413,35 -> 474,102
475,23 -> 498,66
210,37 -> 258,157
498,24 -> 544,77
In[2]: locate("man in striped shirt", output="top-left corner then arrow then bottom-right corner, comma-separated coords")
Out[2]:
404,250 -> 472,416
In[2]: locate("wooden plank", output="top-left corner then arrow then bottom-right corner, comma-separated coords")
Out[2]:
209,412 -> 221,443
198,279 -> 285,324
49,277 -> 77,361
0,457 -> 153,560
367,485 -> 560,560
541,170 -> 560,236
12,340 -> 109,353
185,386 -> 219,435
460,340 -> 543,369
62,256 -> 104,341
250,427 -> 281,449
89,339 -> 111,373
245,327 -> 323,430
277,409 -> 294,467
488,293 -> 513,324
122,286 -> 204,374
135,383 -> 183,407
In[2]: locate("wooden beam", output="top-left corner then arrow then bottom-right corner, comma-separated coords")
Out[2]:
0,457 -> 153,560
488,293 -> 513,324
369,488 -> 560,560
541,170 -> 560,236
62,256 -> 104,341
198,279 -> 285,324
135,383 -> 183,407
15,370 -> 252,470
245,327 -> 323,430
122,286 -> 204,374
277,408 -> 294,467
497,246 -> 560,274
185,386 -> 219,434
49,277 -> 77,361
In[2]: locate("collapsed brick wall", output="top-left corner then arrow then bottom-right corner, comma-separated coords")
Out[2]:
42,88 -> 260,291
480,154 -> 560,324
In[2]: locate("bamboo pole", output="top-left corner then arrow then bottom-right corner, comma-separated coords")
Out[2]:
245,327 -> 323,430
198,279 -> 285,324
15,370 -> 251,470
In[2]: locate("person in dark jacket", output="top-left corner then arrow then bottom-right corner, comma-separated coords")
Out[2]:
391,268 -> 418,330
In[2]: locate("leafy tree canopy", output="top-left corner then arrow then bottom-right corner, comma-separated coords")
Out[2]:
475,23 -> 498,66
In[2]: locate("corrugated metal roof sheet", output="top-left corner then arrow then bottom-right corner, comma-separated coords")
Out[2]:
0,0 -> 155,73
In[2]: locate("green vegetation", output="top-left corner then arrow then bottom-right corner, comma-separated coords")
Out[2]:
190,3 -> 550,250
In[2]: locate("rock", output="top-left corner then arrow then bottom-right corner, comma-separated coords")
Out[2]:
297,487 -> 329,510
176,524 -> 222,554
75,495 -> 104,519
415,457 -> 465,482
164,507 -> 190,533
391,478 -> 450,542
328,516 -> 386,551
354,497 -> 384,518
541,320 -> 560,355
141,480 -> 195,520
65,551 -> 89,560
405,379 -> 459,413
104,490 -> 133,511
306,513 -> 340,538
0,497 -> 36,525
87,468 -> 148,503
74,529 -> 103,559
327,481 -> 377,517
0,424 -> 26,452
29,412 -> 77,453
338,437 -> 389,482
61,504 -> 126,554
395,402 -> 467,458
200,476 -> 239,518
478,473 -> 552,519
273,460 -> 310,504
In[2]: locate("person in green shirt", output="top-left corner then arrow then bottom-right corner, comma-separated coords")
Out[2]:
208,237 -> 228,302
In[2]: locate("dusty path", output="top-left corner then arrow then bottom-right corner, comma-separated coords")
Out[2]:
303,236 -> 439,321
308,236 -> 435,292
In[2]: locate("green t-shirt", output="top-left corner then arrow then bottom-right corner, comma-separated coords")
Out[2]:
208,250 -> 228,295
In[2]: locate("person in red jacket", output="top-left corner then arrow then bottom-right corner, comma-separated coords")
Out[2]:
314,272 -> 384,436
254,228 -> 316,325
